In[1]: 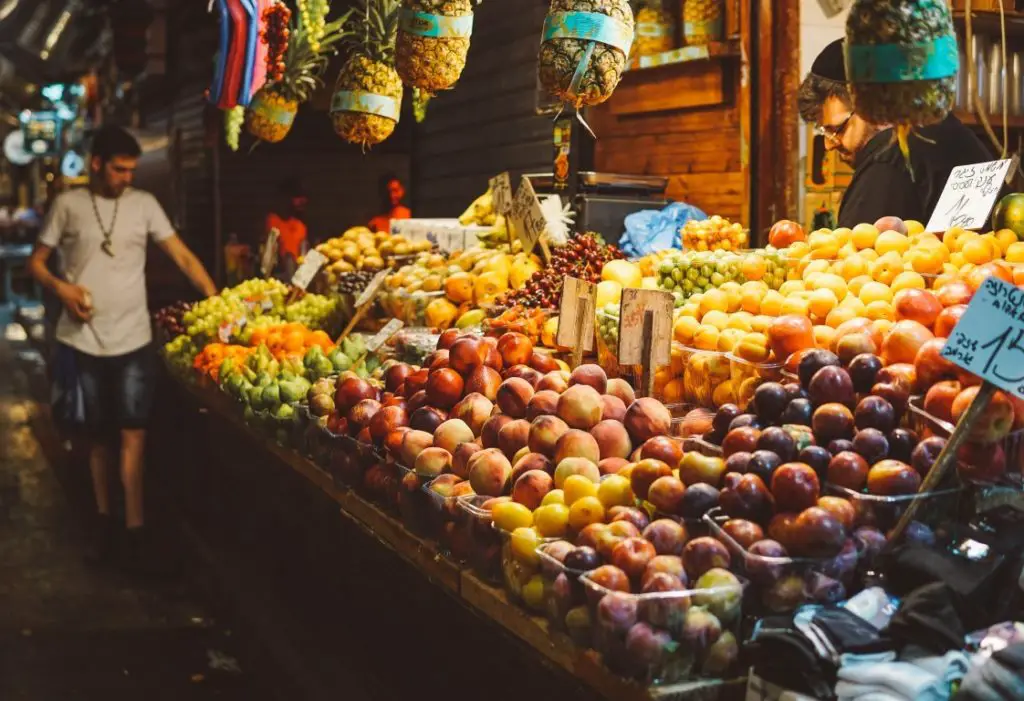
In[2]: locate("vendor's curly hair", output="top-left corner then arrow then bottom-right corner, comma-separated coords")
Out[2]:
797,74 -> 851,124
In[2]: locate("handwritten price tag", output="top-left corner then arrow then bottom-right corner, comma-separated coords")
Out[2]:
354,269 -> 390,308
290,250 -> 328,290
490,172 -> 513,216
617,289 -> 674,366
366,319 -> 404,353
941,275 -> 1024,399
925,158 -> 1014,232
556,277 -> 596,351
261,229 -> 279,277
512,177 -> 547,254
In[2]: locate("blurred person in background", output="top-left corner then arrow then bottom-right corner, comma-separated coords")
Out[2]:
798,39 -> 991,228
368,174 -> 411,233
28,125 -> 217,575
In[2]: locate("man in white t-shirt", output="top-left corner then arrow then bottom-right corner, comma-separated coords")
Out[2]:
28,126 -> 217,573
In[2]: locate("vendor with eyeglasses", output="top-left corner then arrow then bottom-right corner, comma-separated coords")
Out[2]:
798,39 -> 992,228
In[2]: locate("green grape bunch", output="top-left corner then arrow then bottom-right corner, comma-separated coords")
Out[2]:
297,0 -> 330,53
224,106 -> 244,151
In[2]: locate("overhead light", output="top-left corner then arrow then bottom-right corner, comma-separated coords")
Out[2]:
0,0 -> 21,24
40,6 -> 72,60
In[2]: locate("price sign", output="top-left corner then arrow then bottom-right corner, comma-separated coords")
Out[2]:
925,158 -> 1015,232
512,177 -> 547,254
617,289 -> 674,367
490,171 -> 513,215
290,250 -> 328,290
941,275 -> 1024,399
366,319 -> 404,353
354,269 -> 390,308
557,277 -> 596,366
261,228 -> 279,277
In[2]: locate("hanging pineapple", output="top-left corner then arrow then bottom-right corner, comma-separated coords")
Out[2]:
538,0 -> 634,109
845,0 -> 958,164
632,0 -> 673,67
682,0 -> 723,46
331,0 -> 404,148
395,0 -> 473,93
246,5 -> 353,143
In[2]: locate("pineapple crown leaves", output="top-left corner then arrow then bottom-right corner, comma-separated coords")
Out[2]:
272,6 -> 356,102
341,0 -> 400,65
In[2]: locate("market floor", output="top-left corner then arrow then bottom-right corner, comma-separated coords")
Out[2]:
0,318 -> 280,701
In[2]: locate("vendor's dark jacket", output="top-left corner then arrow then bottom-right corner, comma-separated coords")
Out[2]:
837,115 -> 994,228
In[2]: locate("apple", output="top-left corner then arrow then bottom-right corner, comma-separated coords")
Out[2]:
881,320 -> 934,366
913,337 -> 959,390
771,462 -> 821,512
957,440 -> 1007,483
678,452 -> 728,488
910,435 -> 945,478
836,333 -> 879,367
827,451 -> 869,491
812,403 -> 855,444
808,366 -> 856,409
682,537 -> 731,579
934,304 -> 967,338
893,288 -> 942,328
923,380 -> 961,424
866,460 -> 921,496
854,395 -> 896,434
719,473 -> 775,523
847,353 -> 884,394
642,518 -> 688,556
790,506 -> 846,558
852,428 -> 889,465
768,315 -> 815,367
798,349 -> 842,387
952,386 -> 1016,444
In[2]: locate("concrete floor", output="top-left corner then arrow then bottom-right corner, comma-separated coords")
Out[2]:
0,321 -> 278,701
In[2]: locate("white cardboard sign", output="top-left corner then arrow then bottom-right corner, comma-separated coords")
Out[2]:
925,158 -> 1013,232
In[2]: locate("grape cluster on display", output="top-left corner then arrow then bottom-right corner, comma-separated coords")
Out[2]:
503,234 -> 625,308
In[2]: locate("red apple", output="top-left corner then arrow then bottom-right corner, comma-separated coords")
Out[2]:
771,462 -> 821,512
951,386 -> 1016,444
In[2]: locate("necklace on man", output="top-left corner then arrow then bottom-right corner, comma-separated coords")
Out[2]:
90,192 -> 119,257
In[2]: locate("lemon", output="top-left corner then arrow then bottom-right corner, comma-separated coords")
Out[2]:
492,501 -> 534,532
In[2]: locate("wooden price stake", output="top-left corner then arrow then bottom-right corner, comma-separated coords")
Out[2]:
617,289 -> 673,398
490,171 -> 514,246
336,268 -> 390,343
260,228 -> 279,278
556,277 -> 596,368
366,319 -> 404,354
511,177 -> 552,264
286,249 -> 328,303
886,274 -> 1024,546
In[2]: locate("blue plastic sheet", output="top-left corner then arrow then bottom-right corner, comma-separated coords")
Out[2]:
619,202 -> 706,257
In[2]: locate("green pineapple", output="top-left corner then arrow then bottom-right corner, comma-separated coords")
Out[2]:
395,0 -> 473,93
539,0 -> 634,108
247,10 -> 353,143
332,0 -> 404,147
846,0 -> 957,161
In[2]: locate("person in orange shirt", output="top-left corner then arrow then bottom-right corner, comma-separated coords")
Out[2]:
368,175 -> 411,233
266,178 -> 308,279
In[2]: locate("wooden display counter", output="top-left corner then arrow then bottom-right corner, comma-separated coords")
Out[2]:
174,379 -> 743,701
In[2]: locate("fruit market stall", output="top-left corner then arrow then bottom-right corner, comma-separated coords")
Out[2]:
155,187 -> 1024,699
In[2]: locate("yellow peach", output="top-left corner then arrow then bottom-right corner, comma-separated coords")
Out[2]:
864,300 -> 895,321
859,281 -> 893,305
891,270 -> 926,292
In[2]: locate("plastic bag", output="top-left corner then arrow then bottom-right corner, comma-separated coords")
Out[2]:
620,201 -> 706,257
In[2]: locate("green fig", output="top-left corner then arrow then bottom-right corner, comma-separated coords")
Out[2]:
261,383 -> 281,408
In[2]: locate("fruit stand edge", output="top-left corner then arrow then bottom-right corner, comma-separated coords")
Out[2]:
174,377 -> 740,701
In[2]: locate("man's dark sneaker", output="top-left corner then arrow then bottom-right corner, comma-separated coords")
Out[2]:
121,526 -> 176,580
84,513 -> 118,566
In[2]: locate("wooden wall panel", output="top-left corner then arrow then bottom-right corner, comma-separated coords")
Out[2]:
412,0 -> 552,218
590,61 -> 744,222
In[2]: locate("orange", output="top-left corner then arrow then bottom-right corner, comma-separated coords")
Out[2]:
875,230 -> 910,255
962,237 -> 994,265
308,329 -> 333,350
864,300 -> 895,321
891,271 -> 926,292
283,330 -> 306,354
995,229 -> 1020,254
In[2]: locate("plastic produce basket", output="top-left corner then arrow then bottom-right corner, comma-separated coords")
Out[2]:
825,483 -> 963,533
579,570 -> 745,684
536,541 -> 598,643
703,507 -> 861,613
458,494 -> 502,584
680,346 -> 731,408
726,353 -> 784,408
394,463 -> 432,536
422,477 -> 473,559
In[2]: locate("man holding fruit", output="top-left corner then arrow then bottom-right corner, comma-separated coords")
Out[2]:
28,126 -> 217,575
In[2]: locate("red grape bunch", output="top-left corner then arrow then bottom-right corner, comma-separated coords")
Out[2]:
503,233 -> 625,308
262,1 -> 291,82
